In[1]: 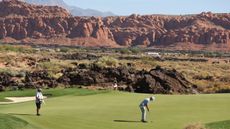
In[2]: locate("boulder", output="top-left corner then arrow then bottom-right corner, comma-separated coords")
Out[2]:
58,65 -> 197,94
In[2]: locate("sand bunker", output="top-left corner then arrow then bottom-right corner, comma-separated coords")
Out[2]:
0,97 -> 47,105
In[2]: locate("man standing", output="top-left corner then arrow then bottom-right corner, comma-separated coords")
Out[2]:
113,82 -> 118,90
139,96 -> 155,123
113,79 -> 118,90
35,88 -> 44,116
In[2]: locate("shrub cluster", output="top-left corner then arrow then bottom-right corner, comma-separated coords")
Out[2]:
95,56 -> 118,67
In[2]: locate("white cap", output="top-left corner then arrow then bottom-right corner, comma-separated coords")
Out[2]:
150,96 -> 155,101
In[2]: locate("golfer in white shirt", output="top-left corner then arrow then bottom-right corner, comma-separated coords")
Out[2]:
139,96 -> 155,122
35,88 -> 44,116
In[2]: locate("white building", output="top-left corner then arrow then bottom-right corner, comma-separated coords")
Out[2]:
146,52 -> 161,58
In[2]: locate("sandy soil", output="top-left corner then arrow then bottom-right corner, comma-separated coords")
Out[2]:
0,97 -> 47,105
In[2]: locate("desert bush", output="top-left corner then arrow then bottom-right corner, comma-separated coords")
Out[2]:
119,48 -> 131,54
140,56 -> 157,66
0,68 -> 20,77
130,47 -> 142,54
48,72 -> 63,80
184,123 -> 208,129
59,47 -> 71,53
38,62 -> 63,73
95,56 -> 118,67
0,45 -> 35,53
193,75 -> 214,81
215,85 -> 230,93
204,51 -> 223,58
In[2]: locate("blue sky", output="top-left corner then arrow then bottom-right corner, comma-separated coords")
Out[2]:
64,0 -> 230,15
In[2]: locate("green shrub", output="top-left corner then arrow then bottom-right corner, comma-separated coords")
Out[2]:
130,47 -> 142,54
120,48 -> 131,54
59,47 -> 72,53
0,44 -> 35,53
96,56 -> 118,67
38,62 -> 62,73
140,56 -> 157,66
48,72 -> 63,80
0,68 -> 22,77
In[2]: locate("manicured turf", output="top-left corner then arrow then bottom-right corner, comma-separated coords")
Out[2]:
0,113 -> 28,129
0,88 -> 108,101
207,120 -> 230,129
0,89 -> 229,129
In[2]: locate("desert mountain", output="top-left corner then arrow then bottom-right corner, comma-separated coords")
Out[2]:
0,0 -> 70,17
0,0 -> 229,51
21,0 -> 115,17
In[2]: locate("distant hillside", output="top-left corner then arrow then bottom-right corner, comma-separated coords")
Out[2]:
22,0 -> 115,17
0,0 -> 229,51
0,0 -> 70,17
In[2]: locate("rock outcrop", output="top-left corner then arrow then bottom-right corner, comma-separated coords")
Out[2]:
0,0 -> 117,47
0,0 -> 229,50
105,13 -> 230,50
0,64 -> 197,94
0,0 -> 70,17
58,64 -> 197,94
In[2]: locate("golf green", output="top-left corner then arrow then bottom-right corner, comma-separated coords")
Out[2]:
0,91 -> 229,129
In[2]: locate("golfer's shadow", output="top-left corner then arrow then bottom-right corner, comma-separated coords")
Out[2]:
114,120 -> 141,123
8,113 -> 35,116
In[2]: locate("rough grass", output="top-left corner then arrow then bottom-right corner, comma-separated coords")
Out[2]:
0,44 -> 35,53
0,92 -> 229,129
0,88 -> 109,102
0,113 -> 28,129
206,120 -> 230,129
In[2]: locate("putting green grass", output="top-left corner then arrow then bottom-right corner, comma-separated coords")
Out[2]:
0,90 -> 230,129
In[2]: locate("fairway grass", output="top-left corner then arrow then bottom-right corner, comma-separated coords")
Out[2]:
207,120 -> 230,129
0,113 -> 28,129
0,91 -> 229,129
0,88 -> 108,102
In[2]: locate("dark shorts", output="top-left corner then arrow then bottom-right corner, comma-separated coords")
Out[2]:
36,102 -> 41,109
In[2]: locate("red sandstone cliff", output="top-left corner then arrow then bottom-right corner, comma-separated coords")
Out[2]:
0,0 -> 117,47
0,0 -> 70,17
0,0 -> 229,50
105,13 -> 230,50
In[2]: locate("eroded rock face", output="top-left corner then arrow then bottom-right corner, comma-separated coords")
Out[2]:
68,18 -> 114,41
106,13 -> 230,47
59,65 -> 197,94
0,64 -> 197,94
0,0 -> 70,17
0,1 -> 229,50
24,70 -> 58,88
0,0 -> 115,46
0,17 -> 115,41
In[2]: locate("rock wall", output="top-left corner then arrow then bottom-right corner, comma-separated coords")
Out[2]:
0,1 -> 229,50
0,0 -> 70,17
105,13 -> 230,47
0,17 -> 114,41
0,64 -> 197,94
